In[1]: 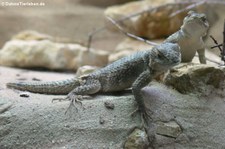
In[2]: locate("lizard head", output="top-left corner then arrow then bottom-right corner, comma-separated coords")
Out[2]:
150,43 -> 181,71
181,11 -> 209,36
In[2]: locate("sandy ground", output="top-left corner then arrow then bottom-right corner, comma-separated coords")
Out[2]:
0,66 -> 141,148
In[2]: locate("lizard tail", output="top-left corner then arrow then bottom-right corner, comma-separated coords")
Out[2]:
6,78 -> 79,95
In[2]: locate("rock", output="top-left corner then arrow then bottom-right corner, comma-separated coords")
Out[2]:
141,82 -> 225,148
104,101 -> 115,110
156,121 -> 182,138
108,38 -> 162,63
124,128 -> 149,149
19,92 -> 30,98
104,0 -> 222,40
80,0 -> 136,7
12,30 -> 53,41
104,0 -> 184,39
32,77 -> 41,81
76,65 -> 99,77
109,49 -> 133,63
0,40 -> 109,71
164,63 -> 225,94
99,116 -> 105,125
12,30 -> 84,44
77,48 -> 109,68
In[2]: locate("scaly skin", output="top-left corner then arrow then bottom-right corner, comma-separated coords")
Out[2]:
7,42 -> 181,114
165,11 -> 209,64
7,78 -> 79,95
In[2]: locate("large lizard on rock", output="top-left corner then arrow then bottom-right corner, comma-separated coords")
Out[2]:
6,10 -> 208,121
165,11 -> 209,64
7,42 -> 181,118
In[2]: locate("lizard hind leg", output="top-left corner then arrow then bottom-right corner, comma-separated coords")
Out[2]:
59,79 -> 102,114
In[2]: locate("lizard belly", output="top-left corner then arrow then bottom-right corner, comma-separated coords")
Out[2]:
179,40 -> 198,62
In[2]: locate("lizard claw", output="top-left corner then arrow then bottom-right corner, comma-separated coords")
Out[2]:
52,96 -> 69,103
129,107 -> 139,117
64,94 -> 85,114
52,94 -> 87,115
130,108 -> 149,128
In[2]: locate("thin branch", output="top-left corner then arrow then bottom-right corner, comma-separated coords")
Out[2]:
205,57 -> 222,65
210,35 -> 225,65
87,27 -> 105,50
223,19 -> 225,60
211,44 -> 223,49
210,35 -> 223,52
106,16 -> 158,46
169,0 -> 206,18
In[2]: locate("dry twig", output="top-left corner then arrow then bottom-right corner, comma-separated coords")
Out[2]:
106,16 -> 158,46
210,20 -> 225,64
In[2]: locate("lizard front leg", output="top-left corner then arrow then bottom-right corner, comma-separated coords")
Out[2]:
197,48 -> 206,64
56,79 -> 101,113
132,69 -> 152,122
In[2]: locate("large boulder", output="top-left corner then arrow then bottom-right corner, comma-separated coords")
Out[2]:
142,81 -> 225,148
104,0 -> 223,45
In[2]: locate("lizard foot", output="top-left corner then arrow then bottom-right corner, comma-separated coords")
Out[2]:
130,108 -> 149,128
140,111 -> 149,128
52,94 -> 92,114
65,94 -> 85,114
65,93 -> 93,114
52,95 -> 91,103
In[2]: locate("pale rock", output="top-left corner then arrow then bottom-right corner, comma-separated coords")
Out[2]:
12,30 -> 77,44
164,63 -> 225,94
156,121 -> 182,138
0,40 -> 109,70
115,37 -> 160,52
109,50 -> 133,63
108,38 -> 162,63
76,65 -> 99,77
77,48 -> 109,68
12,30 -> 53,41
124,128 -> 149,149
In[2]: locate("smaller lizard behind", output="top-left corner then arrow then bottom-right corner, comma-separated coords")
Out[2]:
107,11 -> 209,64
165,11 -> 209,64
